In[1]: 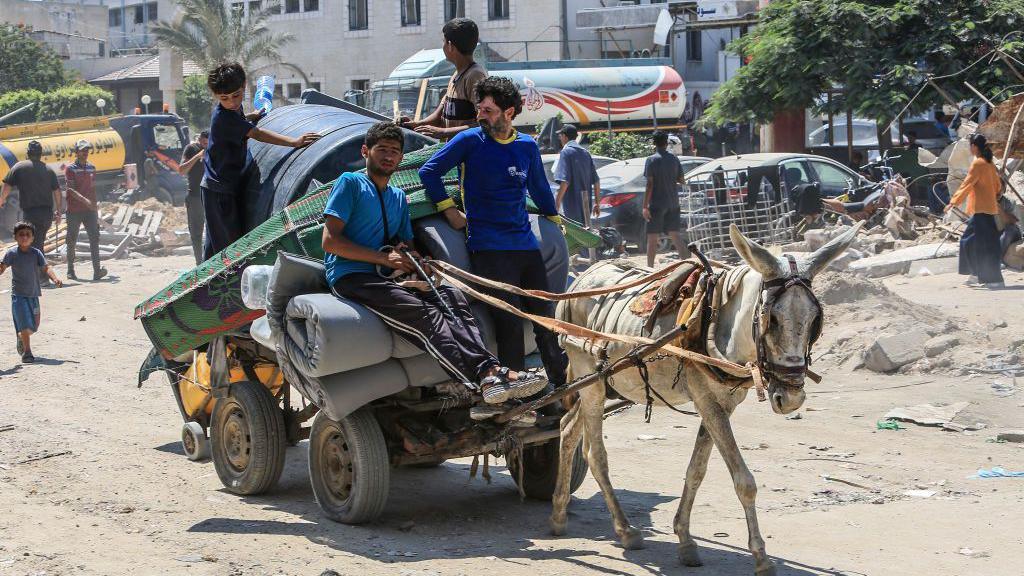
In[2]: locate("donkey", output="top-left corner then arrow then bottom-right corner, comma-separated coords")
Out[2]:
549,224 -> 859,575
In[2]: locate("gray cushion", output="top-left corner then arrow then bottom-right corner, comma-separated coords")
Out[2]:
285,293 -> 394,377
320,359 -> 410,420
266,252 -> 329,333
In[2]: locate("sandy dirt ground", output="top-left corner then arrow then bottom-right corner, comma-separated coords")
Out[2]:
1,255 -> 1022,576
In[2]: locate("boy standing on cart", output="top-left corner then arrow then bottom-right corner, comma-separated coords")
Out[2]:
321,122 -> 545,420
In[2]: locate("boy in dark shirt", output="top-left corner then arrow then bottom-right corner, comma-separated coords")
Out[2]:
1,222 -> 62,363
179,130 -> 208,263
202,62 -> 321,260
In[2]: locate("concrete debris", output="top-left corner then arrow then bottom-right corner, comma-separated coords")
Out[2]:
848,243 -> 959,278
924,335 -> 960,358
883,401 -> 969,427
863,329 -> 931,372
996,430 -> 1024,443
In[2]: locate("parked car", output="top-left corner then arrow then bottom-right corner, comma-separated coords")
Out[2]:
808,117 -> 953,153
541,153 -> 618,194
592,155 -> 711,250
684,152 -> 870,200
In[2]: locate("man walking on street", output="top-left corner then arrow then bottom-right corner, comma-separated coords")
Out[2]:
554,124 -> 600,258
642,131 -> 688,268
419,76 -> 569,390
179,130 -> 208,263
0,140 -> 62,283
63,140 -> 108,281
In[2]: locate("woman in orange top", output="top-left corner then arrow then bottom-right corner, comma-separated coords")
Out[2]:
946,134 -> 1004,288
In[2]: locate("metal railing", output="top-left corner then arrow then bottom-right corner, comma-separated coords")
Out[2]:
682,167 -> 795,257
482,39 -> 637,62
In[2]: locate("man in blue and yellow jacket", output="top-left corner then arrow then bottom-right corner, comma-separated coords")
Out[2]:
419,76 -> 568,390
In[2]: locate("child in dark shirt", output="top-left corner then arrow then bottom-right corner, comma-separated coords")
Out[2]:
201,62 -> 321,260
1,222 -> 62,363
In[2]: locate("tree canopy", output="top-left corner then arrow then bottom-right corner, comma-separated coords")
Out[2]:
703,0 -> 1024,128
0,25 -> 67,94
151,0 -> 294,72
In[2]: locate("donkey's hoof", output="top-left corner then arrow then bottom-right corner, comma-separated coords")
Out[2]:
549,517 -> 567,536
619,526 -> 645,550
678,542 -> 703,567
754,560 -> 777,576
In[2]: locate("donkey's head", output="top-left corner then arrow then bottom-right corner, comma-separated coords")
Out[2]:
729,224 -> 861,414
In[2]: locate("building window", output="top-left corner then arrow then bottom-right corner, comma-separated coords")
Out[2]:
285,0 -> 300,13
687,30 -> 702,62
310,81 -> 321,92
248,0 -> 262,13
351,79 -> 369,91
401,0 -> 421,26
287,83 -> 302,99
444,0 -> 464,21
147,2 -> 158,21
488,0 -> 509,20
231,2 -> 244,14
266,0 -> 281,14
303,0 -> 318,12
349,0 -> 368,29
134,5 -> 144,24
108,8 -> 122,27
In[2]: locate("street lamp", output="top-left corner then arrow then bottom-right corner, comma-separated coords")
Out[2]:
141,94 -> 151,114
96,98 -> 106,115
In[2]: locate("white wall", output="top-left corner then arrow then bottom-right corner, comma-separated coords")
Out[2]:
254,0 -> 563,99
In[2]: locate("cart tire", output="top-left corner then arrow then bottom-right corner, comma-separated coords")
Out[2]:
308,410 -> 389,524
181,421 -> 210,462
509,440 -> 588,501
210,380 -> 286,495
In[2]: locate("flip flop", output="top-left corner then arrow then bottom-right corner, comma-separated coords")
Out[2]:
479,376 -> 510,404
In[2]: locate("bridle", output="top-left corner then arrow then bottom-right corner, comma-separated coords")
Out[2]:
751,254 -> 823,390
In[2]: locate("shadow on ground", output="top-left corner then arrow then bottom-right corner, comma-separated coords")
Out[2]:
186,446 -> 843,575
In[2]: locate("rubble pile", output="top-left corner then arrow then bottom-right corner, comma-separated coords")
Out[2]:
2,200 -> 193,262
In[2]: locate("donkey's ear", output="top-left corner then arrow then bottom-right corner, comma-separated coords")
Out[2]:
730,224 -> 784,279
804,222 -> 863,278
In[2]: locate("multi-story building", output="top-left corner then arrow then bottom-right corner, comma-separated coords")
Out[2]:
1,0 -> 109,59
106,0 -> 161,54
238,0 -> 563,102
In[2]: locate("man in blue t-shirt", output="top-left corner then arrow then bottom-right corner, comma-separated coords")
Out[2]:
419,77 -> 568,390
323,122 -> 546,415
202,62 -> 321,260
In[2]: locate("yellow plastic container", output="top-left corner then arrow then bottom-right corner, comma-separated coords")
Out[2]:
179,351 -> 284,419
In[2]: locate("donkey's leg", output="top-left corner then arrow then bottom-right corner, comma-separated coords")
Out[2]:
549,400 -> 583,536
690,392 -> 774,576
578,385 -> 644,550
673,423 -> 714,566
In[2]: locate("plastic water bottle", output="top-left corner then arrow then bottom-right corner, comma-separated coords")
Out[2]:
253,75 -> 275,115
241,265 -> 274,310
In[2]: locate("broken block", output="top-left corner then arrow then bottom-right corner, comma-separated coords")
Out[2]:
924,334 -> 960,357
863,329 -> 931,372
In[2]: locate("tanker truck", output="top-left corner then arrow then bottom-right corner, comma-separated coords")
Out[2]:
0,113 -> 190,229
352,50 -> 686,134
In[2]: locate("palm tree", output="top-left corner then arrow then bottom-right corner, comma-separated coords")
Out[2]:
151,0 -> 294,72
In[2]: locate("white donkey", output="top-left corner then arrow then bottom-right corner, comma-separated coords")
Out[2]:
549,224 -> 858,575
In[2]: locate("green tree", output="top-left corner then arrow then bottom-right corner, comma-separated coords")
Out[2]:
589,132 -> 652,160
151,0 -> 294,72
0,25 -> 66,93
176,75 -> 214,130
35,84 -> 116,121
0,89 -> 43,121
703,0 -> 1024,145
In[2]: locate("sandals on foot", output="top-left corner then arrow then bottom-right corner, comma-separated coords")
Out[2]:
504,368 -> 548,399
479,376 -> 510,404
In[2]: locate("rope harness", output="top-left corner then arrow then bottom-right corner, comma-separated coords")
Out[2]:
422,252 -> 823,419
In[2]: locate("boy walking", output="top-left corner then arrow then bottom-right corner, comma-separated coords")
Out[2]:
202,62 -> 321,260
2,222 -> 62,363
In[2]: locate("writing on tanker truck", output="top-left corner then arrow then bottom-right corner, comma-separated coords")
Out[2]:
0,113 -> 190,204
350,49 -> 686,132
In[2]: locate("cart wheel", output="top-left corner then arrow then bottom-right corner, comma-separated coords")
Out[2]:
509,440 -> 588,501
210,380 -> 286,495
181,421 -> 210,462
308,410 -> 389,524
